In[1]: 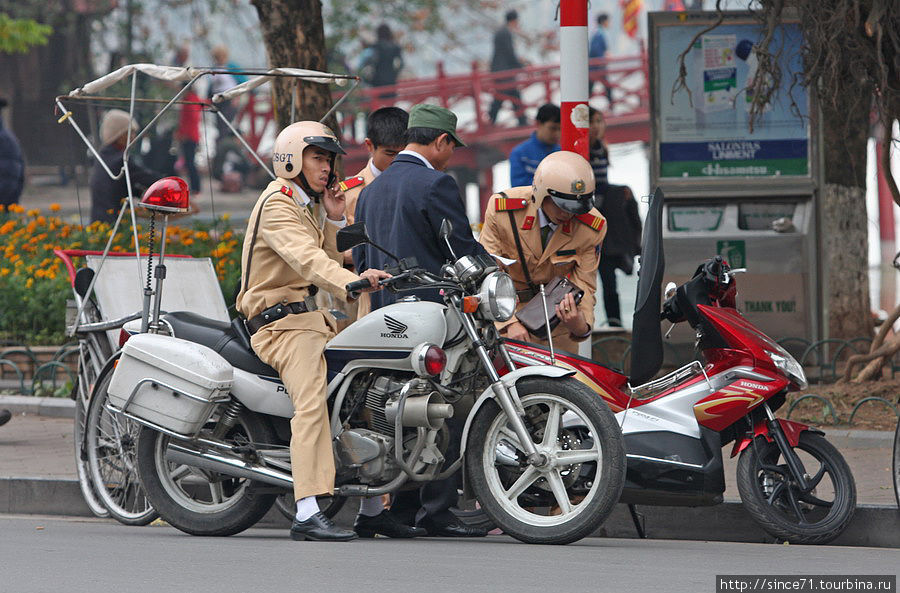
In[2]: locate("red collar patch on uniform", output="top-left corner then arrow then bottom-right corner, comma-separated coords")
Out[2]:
338,176 -> 365,192
495,196 -> 528,211
280,185 -> 293,197
575,213 -> 605,231
561,221 -> 572,234
521,215 -> 535,230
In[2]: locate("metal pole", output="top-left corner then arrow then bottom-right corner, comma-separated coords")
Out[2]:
559,0 -> 590,159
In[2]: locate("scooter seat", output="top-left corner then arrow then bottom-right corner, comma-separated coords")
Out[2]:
163,311 -> 278,377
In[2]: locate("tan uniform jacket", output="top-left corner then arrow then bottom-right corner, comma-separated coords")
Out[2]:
479,186 -> 606,347
341,160 -> 376,226
236,179 -> 360,332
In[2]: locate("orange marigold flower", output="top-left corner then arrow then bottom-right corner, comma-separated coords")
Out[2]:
49,204 -> 61,212
27,208 -> 40,217
25,278 -> 34,289
0,220 -> 14,235
183,237 -> 194,246
0,268 -> 9,277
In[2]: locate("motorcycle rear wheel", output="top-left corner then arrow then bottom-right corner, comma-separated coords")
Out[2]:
136,409 -> 278,537
737,432 -> 856,544
465,377 -> 625,545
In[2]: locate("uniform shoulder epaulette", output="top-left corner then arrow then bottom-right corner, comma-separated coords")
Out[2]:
279,185 -> 293,197
495,195 -> 529,211
338,176 -> 365,192
575,213 -> 605,231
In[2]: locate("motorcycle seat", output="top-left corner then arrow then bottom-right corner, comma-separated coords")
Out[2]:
163,311 -> 278,377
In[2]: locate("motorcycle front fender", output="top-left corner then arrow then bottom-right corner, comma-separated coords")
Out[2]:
459,365 -> 574,457
730,418 -> 825,458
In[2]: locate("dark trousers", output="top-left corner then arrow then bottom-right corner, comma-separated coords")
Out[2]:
598,258 -> 622,325
488,78 -> 527,126
390,415 -> 463,526
180,140 -> 200,192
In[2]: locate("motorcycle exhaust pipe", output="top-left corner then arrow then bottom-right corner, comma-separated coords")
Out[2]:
385,393 -> 454,429
165,443 -> 293,489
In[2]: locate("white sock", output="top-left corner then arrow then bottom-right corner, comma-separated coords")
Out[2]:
295,496 -> 320,522
357,496 -> 385,518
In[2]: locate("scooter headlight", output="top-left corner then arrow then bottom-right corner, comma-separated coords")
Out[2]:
765,347 -> 807,390
477,272 -> 517,322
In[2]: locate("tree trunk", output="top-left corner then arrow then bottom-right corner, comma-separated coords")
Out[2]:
250,0 -> 333,131
819,88 -> 873,341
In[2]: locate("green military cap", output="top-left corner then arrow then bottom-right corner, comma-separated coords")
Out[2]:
407,103 -> 466,147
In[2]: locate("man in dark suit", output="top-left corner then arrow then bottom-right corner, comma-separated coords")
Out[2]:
354,104 -> 488,537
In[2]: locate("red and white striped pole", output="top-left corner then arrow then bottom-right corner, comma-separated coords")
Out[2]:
559,0 -> 590,159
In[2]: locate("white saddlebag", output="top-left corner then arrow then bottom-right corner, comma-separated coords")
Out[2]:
108,333 -> 233,437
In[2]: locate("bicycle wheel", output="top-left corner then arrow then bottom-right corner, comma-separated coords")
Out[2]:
85,369 -> 157,525
893,419 -> 899,510
73,349 -> 109,518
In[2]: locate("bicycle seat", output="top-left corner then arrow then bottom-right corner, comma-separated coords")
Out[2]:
163,311 -> 278,377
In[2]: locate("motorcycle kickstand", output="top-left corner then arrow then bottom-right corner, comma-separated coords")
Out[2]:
628,504 -> 646,539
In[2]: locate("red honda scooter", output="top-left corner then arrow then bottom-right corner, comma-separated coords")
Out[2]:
500,188 -> 856,545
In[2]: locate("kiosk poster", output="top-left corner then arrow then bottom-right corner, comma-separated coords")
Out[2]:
657,22 -> 810,179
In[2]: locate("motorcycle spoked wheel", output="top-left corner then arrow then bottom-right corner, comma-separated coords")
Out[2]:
465,377 -> 625,545
85,370 -> 158,525
736,432 -> 856,544
136,409 -> 278,537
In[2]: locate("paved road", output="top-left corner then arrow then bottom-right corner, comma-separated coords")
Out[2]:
2,516 -> 898,593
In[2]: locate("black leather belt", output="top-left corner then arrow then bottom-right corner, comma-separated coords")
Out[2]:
246,299 -> 317,335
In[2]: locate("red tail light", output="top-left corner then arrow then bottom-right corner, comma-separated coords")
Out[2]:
118,328 -> 131,347
424,346 -> 447,376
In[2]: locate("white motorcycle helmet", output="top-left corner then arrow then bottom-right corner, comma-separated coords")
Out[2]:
272,121 -> 345,197
532,151 -> 596,215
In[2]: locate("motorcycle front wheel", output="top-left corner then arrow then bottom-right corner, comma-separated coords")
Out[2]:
737,431 -> 856,544
136,409 -> 279,537
465,377 -> 625,545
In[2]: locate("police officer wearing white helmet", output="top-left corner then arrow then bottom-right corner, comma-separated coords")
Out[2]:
479,151 -> 607,353
237,121 -> 408,541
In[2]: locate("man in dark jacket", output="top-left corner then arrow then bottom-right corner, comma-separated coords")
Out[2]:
354,104 -> 488,537
596,184 -> 642,327
0,98 -> 24,207
89,109 -> 162,224
488,10 -> 527,126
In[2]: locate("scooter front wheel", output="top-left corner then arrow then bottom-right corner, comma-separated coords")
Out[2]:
737,431 -> 856,544
465,377 -> 625,545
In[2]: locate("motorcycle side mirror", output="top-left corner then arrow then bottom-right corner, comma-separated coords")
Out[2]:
664,282 -> 677,300
336,222 -> 370,252
438,218 -> 459,260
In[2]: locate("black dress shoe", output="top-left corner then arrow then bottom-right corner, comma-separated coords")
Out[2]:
420,518 -> 489,538
290,512 -> 358,542
355,511 -> 427,538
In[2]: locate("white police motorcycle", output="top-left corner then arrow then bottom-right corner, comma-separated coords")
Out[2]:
105,220 -> 625,545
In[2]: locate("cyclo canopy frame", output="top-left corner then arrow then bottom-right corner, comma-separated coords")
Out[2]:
55,63 -> 360,336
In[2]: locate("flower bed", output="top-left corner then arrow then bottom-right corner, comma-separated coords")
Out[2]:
0,204 -> 243,345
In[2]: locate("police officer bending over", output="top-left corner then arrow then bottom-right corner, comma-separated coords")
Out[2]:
236,122 -> 402,542
479,151 -> 606,354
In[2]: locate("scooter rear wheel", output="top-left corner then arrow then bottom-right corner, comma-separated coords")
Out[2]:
737,432 -> 856,544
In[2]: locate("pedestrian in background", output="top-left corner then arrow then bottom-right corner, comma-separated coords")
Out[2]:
488,9 -> 528,126
173,46 -> 202,194
0,97 -> 24,207
89,109 -> 161,224
209,46 -> 239,140
508,103 -> 561,187
588,106 -> 609,199
360,24 -> 404,99
589,14 -> 613,106
595,181 -> 642,327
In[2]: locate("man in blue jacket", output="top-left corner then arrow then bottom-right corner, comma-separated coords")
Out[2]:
508,103 -> 560,187
354,103 -> 488,537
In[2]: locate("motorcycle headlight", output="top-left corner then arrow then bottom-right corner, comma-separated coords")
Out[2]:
765,347 -> 807,390
477,271 -> 517,322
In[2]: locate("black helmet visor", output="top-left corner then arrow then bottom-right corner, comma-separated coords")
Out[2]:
546,188 -> 594,215
303,135 -> 346,155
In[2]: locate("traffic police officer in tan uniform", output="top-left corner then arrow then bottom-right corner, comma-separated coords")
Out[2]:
237,121 -> 403,542
479,151 -> 606,353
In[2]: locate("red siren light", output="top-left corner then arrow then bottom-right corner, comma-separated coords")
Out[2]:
139,177 -> 190,213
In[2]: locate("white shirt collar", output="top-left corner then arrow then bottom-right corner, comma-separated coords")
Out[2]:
368,159 -> 382,178
537,207 -> 558,231
398,149 -> 435,170
287,179 -> 312,206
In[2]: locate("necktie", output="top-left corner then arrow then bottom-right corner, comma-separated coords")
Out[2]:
541,224 -> 552,250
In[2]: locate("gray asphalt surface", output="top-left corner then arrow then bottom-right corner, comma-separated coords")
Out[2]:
2,516 -> 897,593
